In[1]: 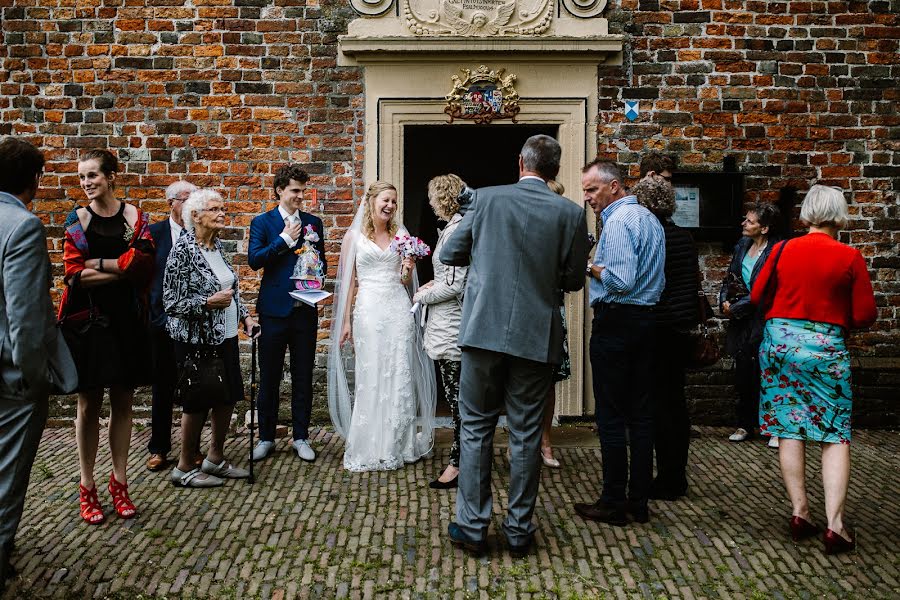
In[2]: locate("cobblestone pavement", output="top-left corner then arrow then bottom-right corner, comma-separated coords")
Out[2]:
4,426 -> 898,599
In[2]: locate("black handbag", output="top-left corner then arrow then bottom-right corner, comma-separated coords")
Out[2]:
723,271 -> 750,304
57,284 -> 117,390
174,344 -> 228,411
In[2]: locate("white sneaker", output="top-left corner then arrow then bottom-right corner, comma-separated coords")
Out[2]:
767,436 -> 780,449
252,440 -> 274,462
728,428 -> 749,442
292,439 -> 316,462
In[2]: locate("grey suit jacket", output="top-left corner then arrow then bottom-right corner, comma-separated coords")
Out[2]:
441,178 -> 590,364
0,191 -> 77,400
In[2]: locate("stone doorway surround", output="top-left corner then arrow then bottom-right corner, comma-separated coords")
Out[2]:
337,0 -> 623,416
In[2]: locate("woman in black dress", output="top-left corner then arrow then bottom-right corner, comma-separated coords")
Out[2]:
60,150 -> 154,524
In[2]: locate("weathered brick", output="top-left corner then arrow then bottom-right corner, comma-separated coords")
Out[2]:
0,0 -> 895,422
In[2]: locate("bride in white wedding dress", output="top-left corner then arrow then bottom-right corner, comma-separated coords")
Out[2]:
328,181 -> 436,472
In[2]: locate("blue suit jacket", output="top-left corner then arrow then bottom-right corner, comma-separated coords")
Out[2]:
149,219 -> 174,329
249,208 -> 326,318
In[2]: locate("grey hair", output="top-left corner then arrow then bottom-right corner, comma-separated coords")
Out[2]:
800,184 -> 848,229
583,160 -> 623,185
165,180 -> 197,201
520,135 -> 561,179
182,189 -> 222,231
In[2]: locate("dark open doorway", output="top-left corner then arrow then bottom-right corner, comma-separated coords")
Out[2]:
402,124 -> 559,415
402,123 -> 559,283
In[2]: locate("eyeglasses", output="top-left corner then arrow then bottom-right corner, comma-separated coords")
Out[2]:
201,206 -> 226,213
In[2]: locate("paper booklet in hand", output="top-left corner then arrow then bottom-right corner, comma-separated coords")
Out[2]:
289,224 -> 332,306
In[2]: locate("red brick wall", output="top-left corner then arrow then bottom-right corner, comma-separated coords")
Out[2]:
0,0 -> 365,354
2,1 -> 897,422
595,1 -> 899,423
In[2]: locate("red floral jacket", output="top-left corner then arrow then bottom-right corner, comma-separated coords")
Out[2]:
57,205 -> 155,321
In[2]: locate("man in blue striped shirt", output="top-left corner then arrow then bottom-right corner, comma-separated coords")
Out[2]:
575,160 -> 665,527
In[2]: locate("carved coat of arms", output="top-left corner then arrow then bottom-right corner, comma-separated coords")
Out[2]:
402,0 -> 552,36
445,65 -> 520,124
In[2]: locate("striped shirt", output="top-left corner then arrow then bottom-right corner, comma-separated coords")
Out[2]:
589,195 -> 666,307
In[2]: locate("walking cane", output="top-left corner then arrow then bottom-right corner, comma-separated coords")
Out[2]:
248,325 -> 261,485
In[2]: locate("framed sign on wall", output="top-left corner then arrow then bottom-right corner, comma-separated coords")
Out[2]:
671,171 -> 745,244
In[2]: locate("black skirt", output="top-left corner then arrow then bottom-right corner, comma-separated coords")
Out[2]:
173,336 -> 244,414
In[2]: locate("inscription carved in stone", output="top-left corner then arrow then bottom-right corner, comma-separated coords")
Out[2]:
402,0 -> 552,36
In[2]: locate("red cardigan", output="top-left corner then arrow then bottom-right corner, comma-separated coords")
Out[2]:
750,233 -> 877,330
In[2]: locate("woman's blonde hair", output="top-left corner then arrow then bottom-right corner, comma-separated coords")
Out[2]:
547,180 -> 565,195
800,184 -> 848,229
362,181 -> 398,239
427,174 -> 466,220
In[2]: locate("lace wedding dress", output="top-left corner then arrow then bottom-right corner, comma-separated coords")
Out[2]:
327,200 -> 436,473
342,237 -> 422,471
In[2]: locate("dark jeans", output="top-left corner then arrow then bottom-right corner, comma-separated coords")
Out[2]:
148,326 -> 177,455
734,348 -> 761,433
258,306 -> 318,442
652,326 -> 690,494
589,303 -> 656,509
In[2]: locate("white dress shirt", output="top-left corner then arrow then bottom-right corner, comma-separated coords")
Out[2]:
169,217 -> 183,248
278,205 -> 301,248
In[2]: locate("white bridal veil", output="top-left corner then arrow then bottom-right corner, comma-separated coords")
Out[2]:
326,199 -> 437,458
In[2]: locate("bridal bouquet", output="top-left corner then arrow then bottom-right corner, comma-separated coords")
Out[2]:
390,234 -> 431,281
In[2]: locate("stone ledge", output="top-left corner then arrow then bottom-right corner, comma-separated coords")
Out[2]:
338,35 -> 624,65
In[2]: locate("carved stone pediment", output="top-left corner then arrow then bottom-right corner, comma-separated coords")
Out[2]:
402,0 -> 552,36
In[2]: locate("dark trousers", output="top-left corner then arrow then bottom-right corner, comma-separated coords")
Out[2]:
148,326 -> 178,455
652,326 -> 691,494
456,349 -> 552,545
258,306 -> 318,442
589,304 -> 656,509
0,392 -> 48,587
734,348 -> 761,433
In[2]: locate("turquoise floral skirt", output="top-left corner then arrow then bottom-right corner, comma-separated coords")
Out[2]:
758,318 -> 852,444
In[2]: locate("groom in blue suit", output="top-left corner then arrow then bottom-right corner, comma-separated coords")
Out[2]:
249,165 -> 326,463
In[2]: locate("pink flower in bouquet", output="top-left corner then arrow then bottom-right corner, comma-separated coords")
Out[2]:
389,234 -> 431,260
390,235 -> 430,280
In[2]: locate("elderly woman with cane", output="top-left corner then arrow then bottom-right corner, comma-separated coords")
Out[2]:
163,189 -> 258,488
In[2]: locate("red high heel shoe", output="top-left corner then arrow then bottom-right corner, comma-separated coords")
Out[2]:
823,528 -> 855,555
108,473 -> 137,519
789,516 -> 819,541
79,483 -> 105,525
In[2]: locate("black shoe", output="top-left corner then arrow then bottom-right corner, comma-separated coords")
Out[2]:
649,480 -> 687,501
504,535 -> 533,558
626,501 -> 650,524
573,500 -> 628,526
448,522 -> 487,555
429,471 -> 459,489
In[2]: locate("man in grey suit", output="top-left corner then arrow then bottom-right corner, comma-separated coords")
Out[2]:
441,135 -> 589,555
0,138 -> 77,589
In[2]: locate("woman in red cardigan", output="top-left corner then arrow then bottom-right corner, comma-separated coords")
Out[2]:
59,150 -> 154,524
751,184 -> 876,555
